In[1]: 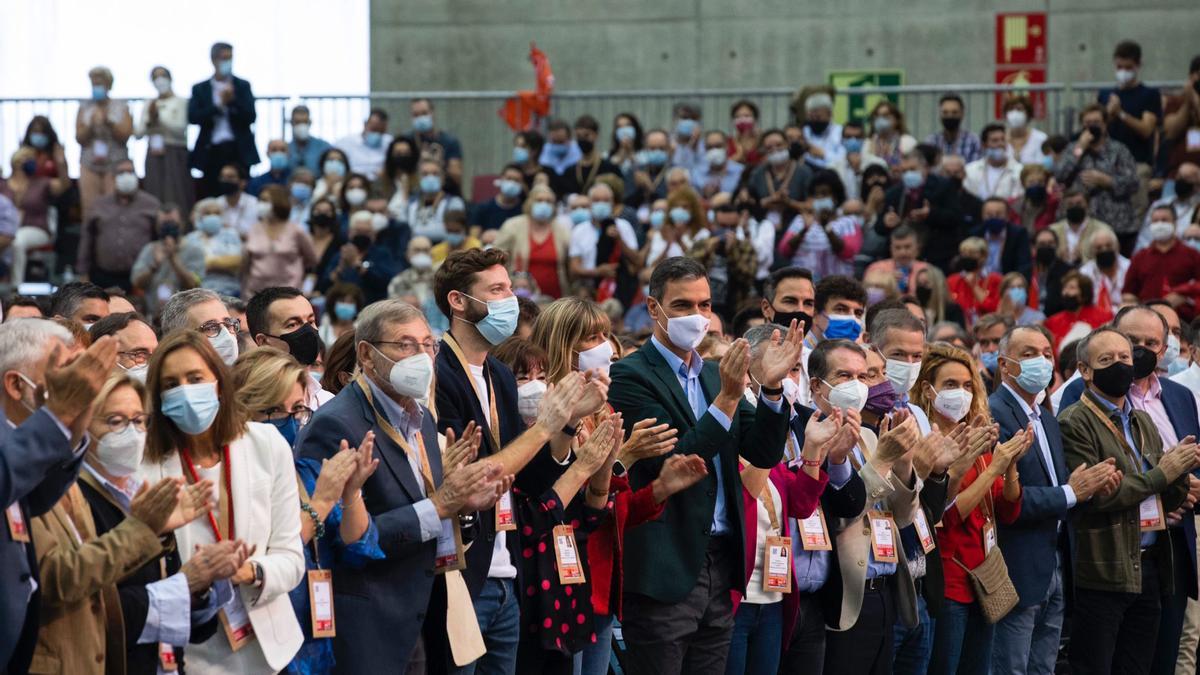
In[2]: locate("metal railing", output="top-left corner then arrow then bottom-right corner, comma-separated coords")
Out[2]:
0,81 -> 1185,196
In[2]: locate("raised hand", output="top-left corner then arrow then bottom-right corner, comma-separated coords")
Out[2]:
163,479 -> 215,533
718,339 -> 751,400
312,444 -> 357,509
442,423 -> 481,480
431,459 -> 504,518
537,374 -> 581,433
874,414 -> 919,467
130,477 -> 185,535
45,336 -> 118,439
618,418 -> 678,468
758,320 -> 806,386
652,454 -> 709,503
575,419 -> 620,476
989,427 -> 1032,476
342,431 -> 380,502
570,370 -> 610,421
1067,458 -> 1120,502
911,429 -> 947,480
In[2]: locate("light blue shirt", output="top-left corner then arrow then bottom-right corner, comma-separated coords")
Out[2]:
1002,383 -> 1077,511
692,160 -> 744,195
851,444 -> 898,579
1091,392 -> 1156,548
793,455 -> 852,592
649,336 -> 782,536
289,136 -> 333,175
365,379 -> 443,543
986,232 -> 1005,277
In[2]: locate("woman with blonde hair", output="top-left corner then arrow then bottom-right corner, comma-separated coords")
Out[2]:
142,331 -> 306,673
75,65 -> 133,213
996,272 -> 1045,327
231,347 -> 381,675
910,343 -> 1032,675
494,183 -> 571,299
914,265 -> 965,327
666,185 -> 708,250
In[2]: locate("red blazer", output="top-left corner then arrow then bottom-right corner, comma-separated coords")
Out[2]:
586,474 -> 664,618
1044,304 -> 1112,352
730,463 -> 827,622
937,453 -> 1022,604
947,272 -> 1003,326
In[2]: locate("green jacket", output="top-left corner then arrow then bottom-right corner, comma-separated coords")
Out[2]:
608,339 -> 788,603
1059,388 -> 1190,594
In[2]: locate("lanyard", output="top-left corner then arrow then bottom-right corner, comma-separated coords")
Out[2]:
575,158 -> 601,193
179,444 -> 233,542
295,473 -> 324,568
357,375 -> 437,495
442,332 -> 501,450
1080,393 -> 1148,474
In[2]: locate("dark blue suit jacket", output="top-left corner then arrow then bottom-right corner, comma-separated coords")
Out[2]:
0,409 -> 83,673
1058,375 -> 1200,597
296,381 -> 444,671
968,222 -> 1033,281
991,385 -> 1075,608
187,76 -> 259,171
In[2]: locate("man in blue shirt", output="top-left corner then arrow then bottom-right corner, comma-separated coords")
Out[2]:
287,105 -> 332,175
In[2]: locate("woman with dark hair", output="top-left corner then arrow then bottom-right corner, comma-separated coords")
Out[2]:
1043,271 -> 1113,352
306,197 -> 343,292
337,172 -> 372,223
136,65 -> 194,212
863,101 -> 916,171
319,331 -> 357,395
745,128 -> 812,226
20,115 -> 70,193
777,169 -> 860,279
317,282 -> 364,346
728,99 -> 763,167
607,112 -> 645,175
513,130 -> 547,188
313,147 -> 350,204
141,330 -> 305,673
376,136 -> 419,221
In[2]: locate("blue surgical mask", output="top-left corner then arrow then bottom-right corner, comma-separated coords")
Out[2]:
981,350 -> 999,373
413,114 -> 434,133
269,152 -> 288,171
198,214 -> 223,235
531,202 -> 555,222
291,182 -> 313,202
1009,355 -> 1052,395
842,138 -> 863,154
1006,286 -> 1028,306
323,159 -> 346,177
669,207 -> 691,225
570,208 -> 591,225
1040,156 -> 1055,170
823,314 -> 862,341
498,179 -> 523,198
445,232 -> 466,246
29,132 -> 49,149
161,382 -> 220,435
462,294 -> 520,345
616,126 -> 636,143
812,197 -> 836,213
902,170 -> 923,190
217,60 -> 233,77
334,301 -> 358,322
419,175 -> 442,194
91,84 -> 107,101
985,147 -> 1008,163
591,201 -> 613,221
512,146 -> 530,164
676,119 -> 697,138
270,416 -> 299,447
644,149 -> 668,167
364,131 -> 383,149
649,210 -> 665,229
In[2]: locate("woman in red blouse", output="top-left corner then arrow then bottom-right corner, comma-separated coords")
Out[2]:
910,343 -> 1033,675
946,237 -> 1003,328
1044,271 -> 1113,353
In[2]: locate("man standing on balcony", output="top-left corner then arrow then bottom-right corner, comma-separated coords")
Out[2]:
188,42 -> 259,198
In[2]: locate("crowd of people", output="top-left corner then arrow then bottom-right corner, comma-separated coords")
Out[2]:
3,37 -> 1200,675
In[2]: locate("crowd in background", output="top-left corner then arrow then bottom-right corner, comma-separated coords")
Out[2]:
2,37 -> 1200,675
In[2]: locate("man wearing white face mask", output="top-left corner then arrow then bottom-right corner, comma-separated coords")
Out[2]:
159,289 -> 241,367
1099,40 -> 1161,184
1123,206 -> 1200,305
692,130 -> 743,197
608,257 -> 803,675
88,312 -> 158,384
77,158 -> 161,292
868,309 -> 933,433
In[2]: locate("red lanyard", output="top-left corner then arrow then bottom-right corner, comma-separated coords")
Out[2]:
179,445 -> 233,541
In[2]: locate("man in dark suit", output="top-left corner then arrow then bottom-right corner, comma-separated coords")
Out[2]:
990,325 -> 1120,675
608,256 -> 801,675
431,248 -> 603,674
972,197 -> 1033,280
0,319 -> 115,673
297,300 -> 516,673
873,146 -> 967,273
188,42 -> 259,198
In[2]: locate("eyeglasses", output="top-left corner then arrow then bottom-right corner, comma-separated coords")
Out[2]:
198,318 -> 240,339
260,406 -> 313,426
96,413 -> 148,433
372,339 -> 440,358
117,349 -> 152,366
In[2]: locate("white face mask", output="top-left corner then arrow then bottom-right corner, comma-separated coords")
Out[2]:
884,359 -> 921,397
931,386 -> 973,422
256,201 -> 273,220
1150,220 -> 1176,243
659,312 -> 710,352
517,380 -> 546,421
115,172 -> 139,194
781,377 -> 800,405
95,425 -> 146,477
122,363 -> 148,384
208,328 -> 240,366
371,213 -> 389,233
576,341 -> 614,376
1162,334 -> 1181,369
374,346 -> 434,400
822,379 -> 868,413
1115,68 -> 1136,85
153,76 -> 172,95
293,123 -> 311,141
1005,110 -> 1028,129
345,187 -> 368,207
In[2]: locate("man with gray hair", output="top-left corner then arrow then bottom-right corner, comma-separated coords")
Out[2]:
801,91 -> 845,169
0,319 -> 117,673
159,288 -> 241,366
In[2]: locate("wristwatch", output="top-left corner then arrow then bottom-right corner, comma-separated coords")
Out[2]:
250,561 -> 264,588
611,459 -> 628,478
561,423 -> 579,438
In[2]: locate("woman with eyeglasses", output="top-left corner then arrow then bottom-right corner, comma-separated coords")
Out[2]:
230,347 -> 382,675
141,331 -> 306,673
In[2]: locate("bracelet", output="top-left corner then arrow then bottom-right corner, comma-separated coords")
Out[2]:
300,501 -> 325,539
801,458 -> 822,467
342,490 -> 363,508
760,384 -> 784,396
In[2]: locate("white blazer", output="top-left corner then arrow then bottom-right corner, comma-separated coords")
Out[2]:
963,157 -> 1025,202
140,422 -> 305,673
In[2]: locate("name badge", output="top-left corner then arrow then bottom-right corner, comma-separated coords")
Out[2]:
798,507 -> 832,551
763,536 -> 793,593
1187,128 -> 1200,152
158,643 -> 177,672
553,524 -> 586,585
308,569 -> 335,638
982,520 -> 998,555
149,134 -> 166,154
913,509 -> 937,554
494,491 -> 516,531
219,592 -> 256,651
868,510 -> 899,563
1140,495 -> 1166,532
435,518 -> 465,573
6,503 -> 30,543
92,140 -> 109,159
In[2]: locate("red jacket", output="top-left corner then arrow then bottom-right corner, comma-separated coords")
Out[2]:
947,272 -> 1003,326
937,454 -> 1022,604
1044,304 -> 1112,352
730,463 -> 828,649
586,474 -> 664,618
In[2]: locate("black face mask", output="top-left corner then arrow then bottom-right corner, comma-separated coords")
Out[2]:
351,234 -> 373,252
958,257 -> 979,273
1175,181 -> 1196,200
1095,250 -> 1117,268
770,309 -> 813,336
1061,296 -> 1081,312
1066,205 -> 1086,224
789,141 -> 806,161
1024,184 -> 1047,203
1086,125 -> 1105,140
272,324 -> 320,366
576,139 -> 595,155
1035,246 -> 1058,267
393,154 -> 417,173
217,180 -> 239,196
941,116 -> 962,132
310,213 -> 335,231
916,286 -> 933,305
1131,345 -> 1158,379
808,120 -> 830,136
1090,361 -> 1134,398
